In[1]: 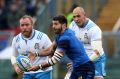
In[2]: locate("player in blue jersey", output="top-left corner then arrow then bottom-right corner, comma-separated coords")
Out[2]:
28,15 -> 95,79
11,15 -> 53,79
65,7 -> 106,79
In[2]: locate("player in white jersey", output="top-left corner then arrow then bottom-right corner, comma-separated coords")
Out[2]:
64,7 -> 106,79
11,15 -> 52,79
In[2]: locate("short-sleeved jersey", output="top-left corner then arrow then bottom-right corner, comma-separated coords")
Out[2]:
55,29 -> 90,67
69,18 -> 105,58
12,29 -> 52,73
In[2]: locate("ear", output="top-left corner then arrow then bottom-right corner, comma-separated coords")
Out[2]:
62,23 -> 67,27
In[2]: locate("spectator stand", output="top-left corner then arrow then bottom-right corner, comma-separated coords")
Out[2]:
0,31 -> 14,51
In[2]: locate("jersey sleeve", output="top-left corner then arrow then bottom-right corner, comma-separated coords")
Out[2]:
42,34 -> 52,49
57,36 -> 69,52
11,37 -> 19,57
89,26 -> 102,41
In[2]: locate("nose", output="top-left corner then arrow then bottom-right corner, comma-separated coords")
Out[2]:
52,24 -> 55,28
23,25 -> 28,29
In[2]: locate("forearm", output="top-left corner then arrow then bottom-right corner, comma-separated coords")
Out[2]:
89,50 -> 100,61
90,40 -> 103,61
38,43 -> 56,57
11,55 -> 17,65
11,55 -> 19,70
38,48 -> 54,57
39,51 -> 63,69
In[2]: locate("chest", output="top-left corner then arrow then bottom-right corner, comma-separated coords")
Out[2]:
73,27 -> 91,44
15,39 -> 44,55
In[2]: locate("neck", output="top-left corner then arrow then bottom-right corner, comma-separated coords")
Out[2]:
24,34 -> 31,38
61,27 -> 67,34
23,30 -> 33,38
79,18 -> 87,28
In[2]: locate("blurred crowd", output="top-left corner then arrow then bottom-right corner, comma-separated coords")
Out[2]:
0,0 -> 50,51
0,0 -> 48,31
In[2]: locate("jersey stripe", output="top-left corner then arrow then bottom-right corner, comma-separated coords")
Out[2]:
37,32 -> 43,40
16,36 -> 20,42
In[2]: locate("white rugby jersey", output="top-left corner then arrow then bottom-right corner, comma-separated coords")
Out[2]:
69,18 -> 104,57
12,29 -> 52,73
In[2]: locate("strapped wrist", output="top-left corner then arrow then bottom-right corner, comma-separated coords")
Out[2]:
90,53 -> 99,61
39,64 -> 43,69
35,52 -> 39,57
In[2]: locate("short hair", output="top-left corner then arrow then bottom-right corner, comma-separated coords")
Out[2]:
20,15 -> 33,25
53,15 -> 67,26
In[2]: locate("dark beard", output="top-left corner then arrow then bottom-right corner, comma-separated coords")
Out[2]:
54,27 -> 62,34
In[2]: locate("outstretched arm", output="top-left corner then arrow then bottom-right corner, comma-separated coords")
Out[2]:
29,49 -> 64,71
29,37 -> 68,71
39,42 -> 56,57
28,42 -> 56,60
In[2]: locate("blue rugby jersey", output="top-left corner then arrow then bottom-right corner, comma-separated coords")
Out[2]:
55,28 -> 90,67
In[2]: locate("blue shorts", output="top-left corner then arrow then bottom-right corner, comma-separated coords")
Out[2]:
22,70 -> 52,79
70,61 -> 95,79
94,53 -> 106,77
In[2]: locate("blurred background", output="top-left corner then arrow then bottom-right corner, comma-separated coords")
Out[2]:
0,0 -> 120,79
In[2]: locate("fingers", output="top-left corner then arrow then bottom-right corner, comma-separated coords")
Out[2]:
29,68 -> 37,71
18,70 -> 23,74
27,52 -> 36,60
27,52 -> 33,58
41,67 -> 48,71
29,66 -> 40,71
16,69 -> 23,75
29,67 -> 35,71
29,65 -> 48,71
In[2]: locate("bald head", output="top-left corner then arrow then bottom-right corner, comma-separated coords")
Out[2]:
72,7 -> 86,27
73,7 -> 85,15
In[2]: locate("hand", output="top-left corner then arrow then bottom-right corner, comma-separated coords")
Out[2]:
27,52 -> 36,60
14,65 -> 23,75
41,67 -> 49,71
29,65 -> 40,71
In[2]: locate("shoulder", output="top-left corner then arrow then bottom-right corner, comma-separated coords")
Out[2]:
60,35 -> 69,41
35,30 -> 44,36
89,25 -> 102,34
86,19 -> 102,32
60,33 -> 70,42
13,33 -> 21,43
69,21 -> 77,29
35,30 -> 49,40
57,35 -> 70,48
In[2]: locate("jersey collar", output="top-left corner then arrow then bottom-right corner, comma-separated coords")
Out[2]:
21,29 -> 35,40
79,18 -> 89,28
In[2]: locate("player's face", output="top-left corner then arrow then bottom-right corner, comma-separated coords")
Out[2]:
52,21 -> 63,34
73,10 -> 86,27
20,18 -> 33,38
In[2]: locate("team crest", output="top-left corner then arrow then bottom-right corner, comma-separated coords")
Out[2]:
34,43 -> 40,49
84,33 -> 89,44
